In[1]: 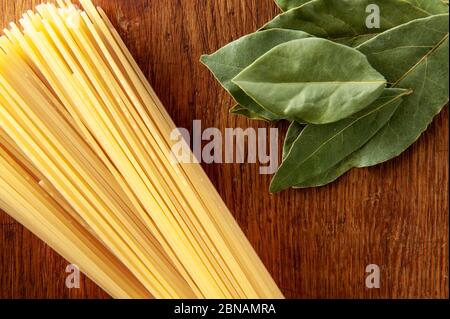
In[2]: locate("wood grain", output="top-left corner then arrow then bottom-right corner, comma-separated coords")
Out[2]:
0,0 -> 448,299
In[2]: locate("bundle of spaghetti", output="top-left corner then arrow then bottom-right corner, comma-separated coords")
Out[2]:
0,0 -> 283,299
0,131 -> 151,298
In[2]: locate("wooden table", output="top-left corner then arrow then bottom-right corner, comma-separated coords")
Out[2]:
0,0 -> 448,299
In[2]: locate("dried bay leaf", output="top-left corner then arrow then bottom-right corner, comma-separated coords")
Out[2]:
263,0 -> 435,47
355,14 -> 449,166
296,14 -> 449,188
229,104 -> 270,121
270,88 -> 409,192
274,0 -> 312,11
282,121 -> 304,161
200,29 -> 310,121
404,0 -> 449,14
233,38 -> 386,124
275,0 -> 449,13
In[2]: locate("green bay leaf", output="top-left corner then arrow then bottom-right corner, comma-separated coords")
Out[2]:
229,104 -> 271,121
283,121 -> 304,161
275,0 -> 312,11
263,0 -> 435,47
274,0 -> 448,16
270,88 -> 409,192
296,14 -> 449,188
355,14 -> 449,166
200,29 -> 310,122
233,38 -> 386,124
404,0 -> 449,14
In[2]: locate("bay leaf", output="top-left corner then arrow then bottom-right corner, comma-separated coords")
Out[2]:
230,104 -> 270,122
233,38 -> 386,124
296,14 -> 449,188
274,0 -> 312,11
355,14 -> 449,166
270,88 -> 409,192
200,29 -> 310,122
274,0 -> 448,16
262,0 -> 434,47
403,0 -> 449,14
282,121 -> 304,161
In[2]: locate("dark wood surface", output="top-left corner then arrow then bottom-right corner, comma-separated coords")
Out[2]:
0,0 -> 448,299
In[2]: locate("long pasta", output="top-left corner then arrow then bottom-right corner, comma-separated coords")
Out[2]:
0,0 -> 283,299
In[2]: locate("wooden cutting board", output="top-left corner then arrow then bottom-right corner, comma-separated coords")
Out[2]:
0,0 -> 448,299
